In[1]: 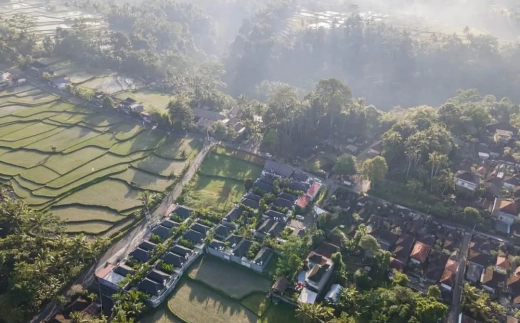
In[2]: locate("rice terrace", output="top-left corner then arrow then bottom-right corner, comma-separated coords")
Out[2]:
0,85 -> 201,237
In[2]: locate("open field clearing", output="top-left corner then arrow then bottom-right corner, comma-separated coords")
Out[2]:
188,257 -> 271,299
198,153 -> 263,181
167,280 -> 258,323
0,88 -> 201,236
134,155 -> 186,177
115,90 -> 173,113
155,138 -> 202,160
182,149 -> 262,213
183,175 -> 244,213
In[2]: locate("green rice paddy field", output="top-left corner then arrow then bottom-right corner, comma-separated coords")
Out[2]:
0,86 -> 202,236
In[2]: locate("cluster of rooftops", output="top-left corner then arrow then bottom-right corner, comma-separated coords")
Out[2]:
207,161 -> 322,269
95,205 -> 209,304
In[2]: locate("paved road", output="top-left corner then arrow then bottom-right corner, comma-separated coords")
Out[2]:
448,231 -> 473,323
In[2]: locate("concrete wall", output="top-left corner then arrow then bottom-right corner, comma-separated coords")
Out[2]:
205,248 -> 272,273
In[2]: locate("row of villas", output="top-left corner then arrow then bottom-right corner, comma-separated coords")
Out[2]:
206,160 -> 321,273
94,205 -> 208,308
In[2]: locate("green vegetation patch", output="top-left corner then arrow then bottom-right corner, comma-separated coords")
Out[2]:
154,138 -> 202,160
134,155 -> 186,177
113,123 -> 144,141
81,113 -> 123,128
44,147 -> 107,175
110,131 -> 167,156
0,161 -> 25,176
64,221 -> 114,235
167,280 -> 258,323
0,122 -> 35,138
0,127 -> 67,150
0,123 -> 59,142
20,166 -> 60,184
184,175 -> 245,213
0,150 -> 50,168
188,256 -> 271,299
115,89 -> 173,113
55,179 -> 143,212
34,164 -> 128,198
111,167 -> 172,192
24,194 -> 54,208
45,153 -> 134,188
12,101 -> 72,117
199,153 -> 263,181
63,133 -> 119,152
51,205 -> 124,223
258,303 -> 299,323
12,176 -> 42,191
212,146 -> 265,165
24,126 -> 102,152
48,112 -> 89,126
241,293 -> 270,317
10,179 -> 31,199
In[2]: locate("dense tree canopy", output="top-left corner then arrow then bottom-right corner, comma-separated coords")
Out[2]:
0,189 -> 106,323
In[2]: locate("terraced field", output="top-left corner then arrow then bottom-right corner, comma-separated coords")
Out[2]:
0,88 -> 202,236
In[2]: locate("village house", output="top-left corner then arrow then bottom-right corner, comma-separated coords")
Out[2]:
480,267 -> 505,294
409,241 -> 431,265
392,233 -> 415,264
119,97 -> 144,115
192,107 -> 226,131
491,198 -> 519,234
454,170 -> 480,191
304,251 -> 334,293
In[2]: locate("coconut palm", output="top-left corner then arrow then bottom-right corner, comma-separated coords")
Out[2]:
296,303 -> 334,323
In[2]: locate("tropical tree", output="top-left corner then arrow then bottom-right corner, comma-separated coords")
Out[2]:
333,154 -> 357,176
360,156 -> 388,189
167,96 -> 194,131
296,303 -> 334,323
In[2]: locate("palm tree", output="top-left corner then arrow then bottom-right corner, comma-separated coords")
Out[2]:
139,191 -> 155,214
296,303 -> 334,323
437,170 -> 456,195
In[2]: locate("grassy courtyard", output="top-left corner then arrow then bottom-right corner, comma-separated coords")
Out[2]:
162,256 -> 299,323
0,87 -> 201,237
181,146 -> 263,214
187,257 -> 271,299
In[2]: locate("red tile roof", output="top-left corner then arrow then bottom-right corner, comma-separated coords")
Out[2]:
439,269 -> 455,286
410,241 -> 431,263
95,264 -> 114,279
445,259 -> 459,272
297,195 -> 311,209
306,183 -> 321,199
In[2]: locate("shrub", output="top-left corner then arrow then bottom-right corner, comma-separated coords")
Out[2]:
178,238 -> 194,249
158,261 -> 175,274
150,234 -> 164,244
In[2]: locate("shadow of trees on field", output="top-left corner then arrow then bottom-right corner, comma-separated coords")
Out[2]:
185,281 -> 256,322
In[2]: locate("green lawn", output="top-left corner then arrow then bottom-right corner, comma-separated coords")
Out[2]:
183,174 -> 245,213
64,221 -> 114,235
167,280 -> 258,323
187,256 -> 271,299
258,303 -> 299,323
198,153 -> 263,181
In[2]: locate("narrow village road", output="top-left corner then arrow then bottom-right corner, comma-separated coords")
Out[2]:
448,231 -> 473,323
